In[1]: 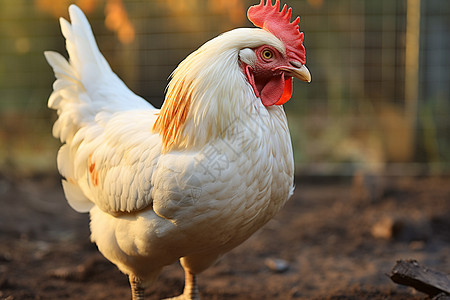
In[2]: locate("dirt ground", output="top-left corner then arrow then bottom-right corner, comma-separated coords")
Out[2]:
0,173 -> 449,300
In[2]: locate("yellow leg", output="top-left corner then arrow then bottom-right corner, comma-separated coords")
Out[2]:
183,270 -> 200,300
129,274 -> 145,300
164,269 -> 200,300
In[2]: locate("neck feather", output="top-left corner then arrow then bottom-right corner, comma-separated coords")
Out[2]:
153,28 -> 284,152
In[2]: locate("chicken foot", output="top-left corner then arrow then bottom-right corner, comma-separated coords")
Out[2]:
164,270 -> 200,300
129,274 -> 145,300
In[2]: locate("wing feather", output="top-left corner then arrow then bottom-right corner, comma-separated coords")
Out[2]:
72,110 -> 162,214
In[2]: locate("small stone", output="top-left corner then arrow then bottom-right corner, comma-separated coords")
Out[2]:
371,216 -> 395,240
264,258 -> 289,273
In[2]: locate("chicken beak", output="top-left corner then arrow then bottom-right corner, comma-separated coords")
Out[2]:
280,63 -> 311,83
291,64 -> 311,83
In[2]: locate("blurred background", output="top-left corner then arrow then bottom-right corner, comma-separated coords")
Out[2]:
1,0 -> 449,177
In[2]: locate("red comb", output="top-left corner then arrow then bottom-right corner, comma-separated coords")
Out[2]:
248,0 -> 306,64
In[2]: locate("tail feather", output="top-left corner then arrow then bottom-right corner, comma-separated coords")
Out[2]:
45,51 -> 78,82
59,5 -> 112,88
45,4 -> 152,144
45,5 -> 154,212
62,177 -> 94,212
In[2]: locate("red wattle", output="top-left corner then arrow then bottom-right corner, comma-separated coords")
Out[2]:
244,65 -> 293,107
261,73 -> 293,106
274,77 -> 293,105
261,73 -> 285,106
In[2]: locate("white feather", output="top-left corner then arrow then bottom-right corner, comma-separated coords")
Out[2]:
45,4 -> 155,212
62,179 -> 94,212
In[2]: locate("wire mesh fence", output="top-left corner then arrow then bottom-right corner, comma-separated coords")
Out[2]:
0,0 -> 449,176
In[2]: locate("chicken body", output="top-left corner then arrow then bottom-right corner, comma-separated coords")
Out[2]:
89,104 -> 293,282
46,2 -> 309,299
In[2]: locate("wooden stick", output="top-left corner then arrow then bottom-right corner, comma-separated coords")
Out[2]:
389,260 -> 450,297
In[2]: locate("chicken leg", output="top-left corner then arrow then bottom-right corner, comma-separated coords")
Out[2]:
164,270 -> 200,300
129,274 -> 145,300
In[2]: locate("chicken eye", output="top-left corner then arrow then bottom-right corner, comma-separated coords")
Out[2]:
261,49 -> 274,60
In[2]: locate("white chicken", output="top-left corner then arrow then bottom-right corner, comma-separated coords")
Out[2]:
45,1 -> 310,299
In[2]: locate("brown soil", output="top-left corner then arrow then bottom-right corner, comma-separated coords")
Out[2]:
0,174 -> 449,299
